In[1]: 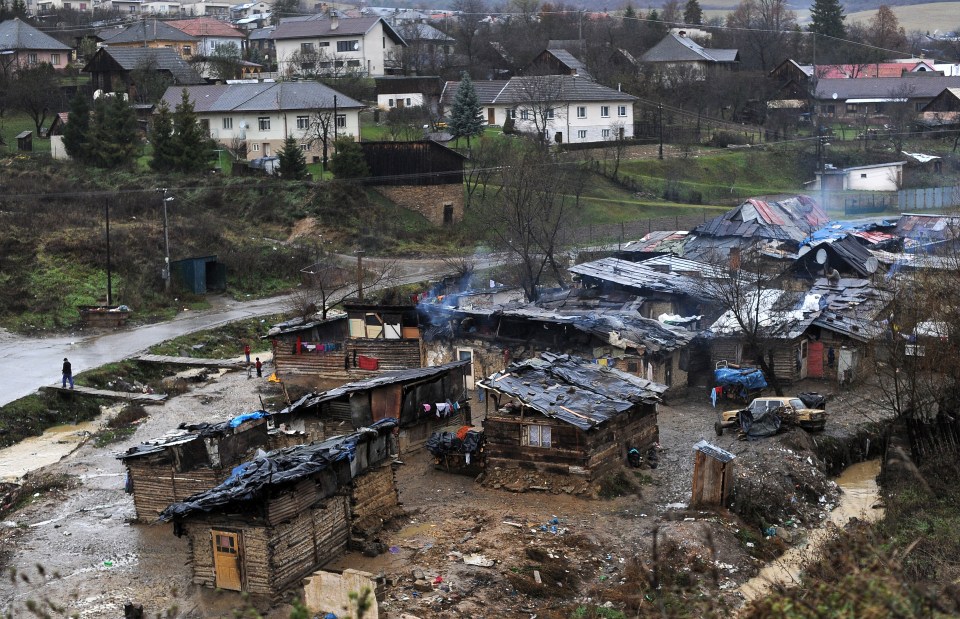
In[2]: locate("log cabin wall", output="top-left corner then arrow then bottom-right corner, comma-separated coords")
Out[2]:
350,465 -> 399,537
127,458 -> 225,522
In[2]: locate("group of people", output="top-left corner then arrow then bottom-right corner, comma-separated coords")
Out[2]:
244,343 -> 263,378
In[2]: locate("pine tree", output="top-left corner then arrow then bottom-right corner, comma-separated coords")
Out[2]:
448,72 -> 485,148
150,100 -> 178,172
91,95 -> 139,168
278,134 -> 308,180
329,137 -> 369,179
809,0 -> 845,39
171,89 -> 211,173
63,92 -> 92,164
683,0 -> 703,25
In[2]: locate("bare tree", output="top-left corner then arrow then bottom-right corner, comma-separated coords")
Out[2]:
303,108 -> 335,171
298,248 -> 399,319
385,105 -> 432,141
726,0 -> 797,71
464,136 -> 509,207
509,73 -> 566,145
886,83 -> 917,154
605,120 -> 629,179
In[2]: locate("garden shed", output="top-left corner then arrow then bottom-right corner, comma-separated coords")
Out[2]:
170,255 -> 226,294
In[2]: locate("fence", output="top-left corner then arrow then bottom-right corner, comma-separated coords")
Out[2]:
904,413 -> 960,466
897,185 -> 960,211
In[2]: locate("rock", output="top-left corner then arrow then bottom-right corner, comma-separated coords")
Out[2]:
412,569 -> 425,581
561,486 -> 574,494
414,579 -> 433,592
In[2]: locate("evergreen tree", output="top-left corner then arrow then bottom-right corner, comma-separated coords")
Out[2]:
150,99 -> 177,172
278,134 -> 308,180
63,92 -> 92,164
329,137 -> 369,179
809,0 -> 845,39
171,89 -> 211,173
11,0 -> 26,17
448,72 -> 485,148
683,0 -> 703,25
91,95 -> 139,168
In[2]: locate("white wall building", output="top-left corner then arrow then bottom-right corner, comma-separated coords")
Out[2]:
813,162 -> 906,191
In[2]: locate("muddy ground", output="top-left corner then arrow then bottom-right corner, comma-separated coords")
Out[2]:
0,368 -> 890,618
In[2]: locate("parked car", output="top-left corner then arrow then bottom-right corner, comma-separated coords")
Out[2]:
716,396 -> 827,437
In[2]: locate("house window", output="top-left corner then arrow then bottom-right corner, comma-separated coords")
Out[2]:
27,53 -> 37,64
258,117 -> 270,130
336,114 -> 346,128
337,40 -> 359,52
252,143 -> 260,151
860,173 -> 867,178
183,46 -> 192,56
546,108 -> 554,119
507,109 -> 516,120
300,144 -> 309,151
846,103 -> 858,114
822,104 -> 835,115
618,105 -> 627,116
520,109 -> 529,120
601,105 -> 610,117
576,106 -> 586,118
602,129 -> 610,138
296,115 -> 309,130
318,41 -> 329,47
388,98 -> 394,107
51,53 -> 61,65
300,42 -> 314,53
347,59 -> 361,67
915,102 -> 925,111
577,130 -> 587,139
222,117 -> 233,130
301,62 -> 316,71
523,424 -> 552,448
405,98 -> 411,106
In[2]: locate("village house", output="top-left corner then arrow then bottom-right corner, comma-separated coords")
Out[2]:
639,31 -> 739,76
166,17 -> 247,59
270,14 -> 406,77
525,47 -> 592,79
181,0 -> 233,17
272,360 -> 471,452
439,75 -> 637,143
811,161 -> 906,192
118,412 -> 269,522
158,81 -> 363,160
373,75 -> 443,112
794,235 -> 883,281
34,0 -> 93,12
811,76 -> 960,120
0,18 -> 72,71
98,19 -> 200,59
160,420 -> 400,599
84,47 -> 204,99
478,353 -> 665,479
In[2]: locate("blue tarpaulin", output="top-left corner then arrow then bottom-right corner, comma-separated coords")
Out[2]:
714,367 -> 768,391
229,410 -> 267,428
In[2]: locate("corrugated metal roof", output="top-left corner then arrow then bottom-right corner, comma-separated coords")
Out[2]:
479,353 -> 665,431
569,255 -> 725,298
810,277 -> 891,341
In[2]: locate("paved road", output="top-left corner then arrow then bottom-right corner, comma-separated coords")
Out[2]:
0,256 -> 465,408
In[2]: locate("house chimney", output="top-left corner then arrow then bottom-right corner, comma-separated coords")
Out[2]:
330,10 -> 339,30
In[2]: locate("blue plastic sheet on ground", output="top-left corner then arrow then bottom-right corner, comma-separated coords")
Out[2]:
714,367 -> 767,391
229,410 -> 267,428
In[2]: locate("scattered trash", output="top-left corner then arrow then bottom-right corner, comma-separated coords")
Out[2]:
764,527 -> 776,537
389,546 -> 400,554
746,542 -> 755,548
433,576 -> 443,584
103,560 -> 114,567
503,521 -> 523,528
533,570 -> 542,584
463,554 -> 495,567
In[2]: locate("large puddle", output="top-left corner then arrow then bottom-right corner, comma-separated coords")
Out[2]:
739,459 -> 884,602
0,417 -> 105,483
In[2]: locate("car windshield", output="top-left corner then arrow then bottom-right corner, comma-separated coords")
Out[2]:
789,398 -> 806,409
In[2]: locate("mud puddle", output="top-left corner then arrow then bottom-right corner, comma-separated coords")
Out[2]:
0,419 -> 103,482
740,459 -> 884,602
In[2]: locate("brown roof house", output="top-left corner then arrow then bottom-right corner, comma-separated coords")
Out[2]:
159,419 -> 400,600
478,353 -> 665,481
118,411 -> 270,522
83,47 -> 204,101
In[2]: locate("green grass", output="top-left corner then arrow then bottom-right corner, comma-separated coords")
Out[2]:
1,113 -> 52,155
0,392 -> 106,449
148,314 -> 283,359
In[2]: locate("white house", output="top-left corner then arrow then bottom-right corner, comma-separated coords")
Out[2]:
440,75 -> 637,144
269,14 -> 406,77
142,1 -> 181,14
812,162 -> 906,191
178,0 -> 232,17
35,0 -> 94,12
159,81 -> 364,161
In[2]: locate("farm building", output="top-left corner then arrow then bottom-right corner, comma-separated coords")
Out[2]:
118,412 -> 269,522
160,419 -> 400,600
478,353 -> 665,479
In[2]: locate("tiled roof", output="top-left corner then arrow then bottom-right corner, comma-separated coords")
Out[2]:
269,15 -> 405,45
159,81 -> 365,112
542,48 -> 591,78
440,79 -> 509,106
100,19 -> 197,44
813,76 -> 960,100
167,18 -> 246,38
494,75 -> 637,103
88,47 -> 204,85
640,33 -> 737,64
0,17 -> 71,51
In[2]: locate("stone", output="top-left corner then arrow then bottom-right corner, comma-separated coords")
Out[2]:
414,579 -> 433,592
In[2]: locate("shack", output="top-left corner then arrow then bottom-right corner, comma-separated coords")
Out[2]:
690,440 -> 736,507
273,360 -> 471,452
478,353 -> 665,479
170,255 -> 227,294
118,412 -> 269,522
160,419 -> 399,600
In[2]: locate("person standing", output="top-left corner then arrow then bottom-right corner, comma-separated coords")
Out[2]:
244,343 -> 251,365
62,357 -> 74,389
255,357 -> 263,378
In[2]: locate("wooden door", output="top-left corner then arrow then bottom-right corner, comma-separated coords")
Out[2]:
807,340 -> 824,378
212,530 -> 243,591
457,348 -> 474,389
487,108 -> 495,125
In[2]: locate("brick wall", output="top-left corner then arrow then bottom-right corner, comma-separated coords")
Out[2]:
373,184 -> 464,226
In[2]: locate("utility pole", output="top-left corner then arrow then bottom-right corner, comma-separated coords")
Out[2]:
161,189 -> 172,293
356,249 -> 364,301
333,95 -> 339,142
105,200 -> 112,306
658,102 -> 664,160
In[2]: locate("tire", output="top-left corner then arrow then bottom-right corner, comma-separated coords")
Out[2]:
715,421 -> 724,436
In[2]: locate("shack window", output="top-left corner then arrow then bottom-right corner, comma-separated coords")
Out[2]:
523,424 -> 552,448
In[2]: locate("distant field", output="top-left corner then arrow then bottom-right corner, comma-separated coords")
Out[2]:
846,2 -> 960,33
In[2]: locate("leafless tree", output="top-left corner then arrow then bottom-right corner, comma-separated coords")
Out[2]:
509,72 -> 566,145
725,0 -> 797,71
385,105 -> 432,141
303,108 -> 335,170
605,120 -> 629,179
886,83 -> 918,154
298,248 -> 399,319
464,135 -> 509,207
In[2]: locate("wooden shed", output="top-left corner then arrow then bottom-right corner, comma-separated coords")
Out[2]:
478,353 -> 665,479
118,413 -> 270,522
160,419 -> 399,601
690,440 -> 736,508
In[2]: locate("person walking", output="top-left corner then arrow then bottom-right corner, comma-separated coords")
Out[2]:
244,343 -> 251,365
62,357 -> 74,389
255,357 -> 263,378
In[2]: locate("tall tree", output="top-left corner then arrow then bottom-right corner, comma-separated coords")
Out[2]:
329,136 -> 369,179
448,72 -> 485,147
278,134 -> 308,180
10,63 -> 61,136
209,42 -> 242,82
149,99 -> 177,172
62,91 -> 92,164
452,0 -> 488,68
868,5 -> 907,52
170,89 -> 211,173
809,0 -> 846,39
727,0 -> 797,71
91,94 -> 139,168
683,0 -> 703,25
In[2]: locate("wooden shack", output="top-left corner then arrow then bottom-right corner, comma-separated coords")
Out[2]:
160,419 -> 398,601
273,360 -> 471,452
690,440 -> 736,508
118,413 -> 270,522
478,353 -> 665,479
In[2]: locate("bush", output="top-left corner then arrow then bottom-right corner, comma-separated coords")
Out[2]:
708,131 -> 751,148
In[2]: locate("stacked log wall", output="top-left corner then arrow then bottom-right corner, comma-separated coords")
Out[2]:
350,465 -> 399,537
270,495 -> 350,595
127,461 -> 224,522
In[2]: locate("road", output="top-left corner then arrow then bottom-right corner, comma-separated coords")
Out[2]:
0,256 -> 463,408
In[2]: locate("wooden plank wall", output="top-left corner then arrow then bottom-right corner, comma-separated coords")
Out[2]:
126,461 -> 224,522
691,451 -> 733,507
274,338 -> 423,380
270,495 -> 350,596
350,466 -> 399,537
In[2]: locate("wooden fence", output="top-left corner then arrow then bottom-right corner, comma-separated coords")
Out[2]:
904,413 -> 960,465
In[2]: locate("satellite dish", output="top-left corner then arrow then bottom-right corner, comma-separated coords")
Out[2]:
865,256 -> 879,274
832,92 -> 838,100
353,41 -> 360,50
815,248 -> 828,264
798,245 -> 811,257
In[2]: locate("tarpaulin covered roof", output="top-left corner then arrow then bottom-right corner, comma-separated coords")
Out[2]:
803,218 -> 899,246
478,353 -> 665,431
117,411 -> 268,461
159,418 -> 396,521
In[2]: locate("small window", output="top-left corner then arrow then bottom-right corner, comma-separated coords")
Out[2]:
336,114 -> 346,128
601,105 -> 610,117
602,128 -> 610,138
347,59 -> 361,67
576,106 -> 586,118
300,144 -> 309,152
405,98 -> 411,106
520,109 -> 529,120
443,203 -> 454,225
915,102 -> 925,112
546,108 -> 554,119
251,143 -> 260,151
508,109 -> 516,120
337,40 -> 359,52
27,53 -> 37,64
318,41 -> 329,47
523,424 -> 552,448
577,129 -> 587,139
300,42 -> 314,53
51,53 -> 61,65
388,98 -> 394,107
618,105 -> 627,116
222,117 -> 233,130
860,173 -> 867,178
296,115 -> 309,130
258,117 -> 270,131
183,46 -> 192,56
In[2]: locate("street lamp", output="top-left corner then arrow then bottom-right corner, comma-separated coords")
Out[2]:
161,189 -> 175,293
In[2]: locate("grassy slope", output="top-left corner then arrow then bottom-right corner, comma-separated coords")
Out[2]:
846,2 -> 960,32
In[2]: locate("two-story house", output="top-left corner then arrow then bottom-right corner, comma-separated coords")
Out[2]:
158,81 -> 364,160
440,75 -> 637,144
167,17 -> 246,58
99,18 -> 199,59
0,18 -> 72,71
269,13 -> 406,77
